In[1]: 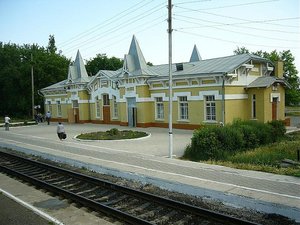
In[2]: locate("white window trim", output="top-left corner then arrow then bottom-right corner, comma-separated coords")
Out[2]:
112,96 -> 118,119
47,101 -> 52,114
204,95 -> 216,122
270,93 -> 280,102
57,101 -> 62,117
95,97 -> 101,118
155,97 -> 164,120
178,96 -> 189,121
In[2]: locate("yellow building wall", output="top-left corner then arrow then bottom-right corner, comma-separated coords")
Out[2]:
188,101 -> 203,123
136,85 -> 150,98
263,86 -> 285,122
110,101 -> 120,121
225,99 -> 248,123
249,63 -> 261,76
225,86 -> 246,94
150,86 -> 225,125
60,103 -> 69,119
137,102 -> 153,123
277,86 -> 285,120
245,85 -> 285,123
119,102 -> 127,123
78,90 -> 89,100
89,102 -> 97,120
45,94 -> 69,119
78,103 -> 90,121
119,87 -> 125,98
247,88 -> 265,122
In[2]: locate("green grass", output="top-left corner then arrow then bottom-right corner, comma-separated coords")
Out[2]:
285,112 -> 300,116
285,106 -> 300,111
77,128 -> 148,140
285,106 -> 300,116
202,131 -> 300,177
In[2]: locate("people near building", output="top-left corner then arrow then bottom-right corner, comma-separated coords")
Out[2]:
57,122 -> 66,140
45,111 -> 51,125
34,114 -> 39,123
4,115 -> 10,131
40,36 -> 288,129
38,113 -> 44,122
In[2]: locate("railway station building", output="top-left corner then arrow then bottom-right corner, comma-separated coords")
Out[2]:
40,35 -> 289,129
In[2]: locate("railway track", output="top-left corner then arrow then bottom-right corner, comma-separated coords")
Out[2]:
0,151 -> 259,225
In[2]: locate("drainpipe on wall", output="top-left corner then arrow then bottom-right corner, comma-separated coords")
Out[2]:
222,73 -> 226,125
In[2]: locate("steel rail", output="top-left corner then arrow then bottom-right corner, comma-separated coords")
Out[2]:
0,151 -> 259,225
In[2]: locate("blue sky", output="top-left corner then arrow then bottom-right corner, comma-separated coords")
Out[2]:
1,0 -> 299,73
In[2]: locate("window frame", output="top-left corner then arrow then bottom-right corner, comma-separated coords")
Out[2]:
72,100 -> 79,108
155,97 -> 164,120
95,97 -> 101,118
103,94 -> 110,106
47,101 -> 52,114
112,96 -> 118,119
57,101 -> 62,117
178,96 -> 188,120
205,95 -> 216,121
252,94 -> 256,119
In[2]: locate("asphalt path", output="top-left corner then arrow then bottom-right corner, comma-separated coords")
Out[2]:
0,122 -> 300,222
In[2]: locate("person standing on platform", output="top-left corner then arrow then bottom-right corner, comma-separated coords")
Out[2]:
4,115 -> 10,131
45,111 -> 51,125
57,122 -> 65,141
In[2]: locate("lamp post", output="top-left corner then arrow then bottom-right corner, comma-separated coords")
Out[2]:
31,53 -> 34,119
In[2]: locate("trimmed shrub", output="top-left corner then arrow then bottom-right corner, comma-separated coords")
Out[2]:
188,127 -> 222,161
215,126 -> 244,153
106,128 -> 120,136
183,120 -> 287,161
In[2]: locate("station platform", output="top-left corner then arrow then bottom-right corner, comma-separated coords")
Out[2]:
0,122 -> 299,223
0,188 -> 53,225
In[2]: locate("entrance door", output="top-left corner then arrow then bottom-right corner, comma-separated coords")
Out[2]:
127,97 -> 136,127
272,97 -> 278,120
102,94 -> 110,124
72,100 -> 79,123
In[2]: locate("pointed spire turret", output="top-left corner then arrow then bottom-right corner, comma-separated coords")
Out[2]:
67,50 -> 88,82
189,45 -> 202,62
122,35 -> 147,74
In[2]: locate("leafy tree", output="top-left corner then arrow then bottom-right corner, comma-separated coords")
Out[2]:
233,46 -> 250,55
85,54 -> 123,75
234,47 -> 300,105
0,37 -> 69,118
47,34 -> 57,54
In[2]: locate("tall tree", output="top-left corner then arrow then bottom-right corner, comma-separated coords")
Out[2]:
233,46 -> 250,55
0,40 -> 69,118
47,34 -> 57,54
85,54 -> 123,75
234,47 -> 300,105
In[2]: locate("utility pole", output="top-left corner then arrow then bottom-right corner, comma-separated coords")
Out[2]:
168,0 -> 173,158
31,53 -> 34,119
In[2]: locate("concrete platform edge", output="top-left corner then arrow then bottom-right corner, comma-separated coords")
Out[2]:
1,142 -> 299,222
0,188 -> 64,225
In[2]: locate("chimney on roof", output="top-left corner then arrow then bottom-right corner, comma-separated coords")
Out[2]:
274,61 -> 284,78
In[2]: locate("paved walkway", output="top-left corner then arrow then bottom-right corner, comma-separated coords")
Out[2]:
0,122 -> 300,222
